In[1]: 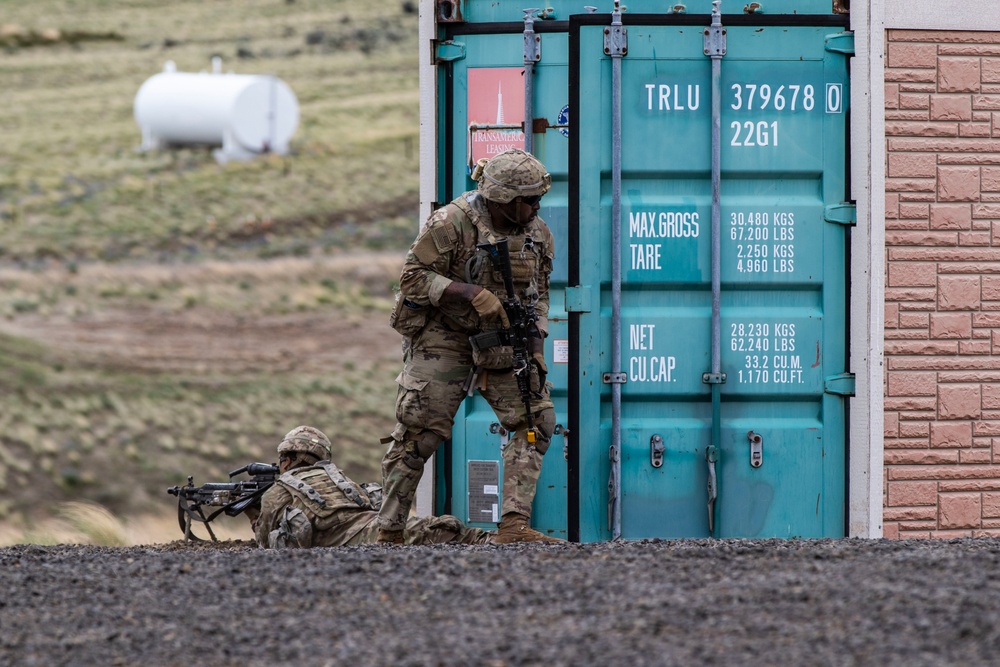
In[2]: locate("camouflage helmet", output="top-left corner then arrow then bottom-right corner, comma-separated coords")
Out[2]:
277,425 -> 331,460
474,148 -> 551,204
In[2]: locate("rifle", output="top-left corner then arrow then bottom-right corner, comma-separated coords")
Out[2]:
475,237 -> 541,444
166,462 -> 279,542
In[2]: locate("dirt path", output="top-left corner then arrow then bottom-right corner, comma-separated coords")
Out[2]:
0,252 -> 406,373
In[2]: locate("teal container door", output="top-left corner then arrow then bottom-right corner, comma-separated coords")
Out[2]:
436,28 -> 571,537
570,16 -> 852,540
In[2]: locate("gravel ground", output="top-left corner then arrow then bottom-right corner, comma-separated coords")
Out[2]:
2,538 -> 999,666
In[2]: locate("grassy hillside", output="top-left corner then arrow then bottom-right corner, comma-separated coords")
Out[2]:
0,0 -> 419,262
0,0 -> 421,541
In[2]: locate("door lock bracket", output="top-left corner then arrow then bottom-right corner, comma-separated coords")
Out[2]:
748,430 -> 763,468
650,434 -> 665,468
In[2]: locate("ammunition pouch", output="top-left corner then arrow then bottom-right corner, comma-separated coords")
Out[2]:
469,329 -> 514,369
389,293 -> 428,338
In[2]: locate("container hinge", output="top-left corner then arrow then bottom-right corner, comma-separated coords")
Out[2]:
824,372 -> 856,396
825,31 -> 855,55
703,3 -> 727,57
432,39 -> 466,63
564,285 -> 593,313
603,16 -> 627,57
824,203 -> 856,226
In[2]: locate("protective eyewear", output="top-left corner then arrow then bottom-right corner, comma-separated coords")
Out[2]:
520,194 -> 543,206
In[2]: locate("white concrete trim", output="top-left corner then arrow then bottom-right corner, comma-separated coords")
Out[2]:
415,0 -> 437,517
886,0 -> 1000,31
849,0 -> 885,539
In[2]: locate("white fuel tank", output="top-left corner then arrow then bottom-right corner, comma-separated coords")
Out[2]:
134,59 -> 299,163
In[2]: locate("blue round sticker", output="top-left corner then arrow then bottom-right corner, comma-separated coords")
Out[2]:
557,104 -> 569,138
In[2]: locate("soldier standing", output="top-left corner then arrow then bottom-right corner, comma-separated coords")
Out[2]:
377,148 -> 560,545
253,426 -> 490,547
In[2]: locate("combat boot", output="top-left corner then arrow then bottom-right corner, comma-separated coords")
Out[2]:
493,513 -> 563,544
376,527 -> 404,545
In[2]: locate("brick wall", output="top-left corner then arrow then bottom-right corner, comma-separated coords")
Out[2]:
884,29 -> 1000,538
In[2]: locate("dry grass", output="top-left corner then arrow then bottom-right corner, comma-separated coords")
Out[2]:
0,0 -> 420,262
0,1 -> 421,530
0,501 -> 251,546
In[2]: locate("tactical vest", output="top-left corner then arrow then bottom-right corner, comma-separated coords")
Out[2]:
440,192 -> 548,335
275,461 -> 376,520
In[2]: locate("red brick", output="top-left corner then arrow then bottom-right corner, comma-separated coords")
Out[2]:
888,153 -> 935,179
983,276 -> 1000,300
976,422 -> 1000,436
959,123 -> 992,138
885,411 -> 900,437
983,492 -> 1000,517
885,231 -> 954,246
888,371 -> 937,396
938,275 -> 981,310
930,94 -> 972,121
886,69 -> 939,84
898,312 -> 928,329
974,95 -> 1000,110
960,340 -> 992,354
930,312 -> 972,338
885,449 -> 959,464
887,110 -> 932,122
884,506 -> 938,521
885,302 -> 899,329
984,58 -> 1000,84
937,166 -> 981,201
883,523 -> 900,539
939,57 -> 982,93
958,231 -> 991,246
885,83 -> 900,110
898,92 -> 930,110
983,167 -> 1000,192
899,421 -> 930,438
939,493 -> 982,529
899,203 -> 929,219
975,204 -> 1000,217
888,262 -> 937,287
887,481 -> 938,506
961,449 -> 993,464
930,204 -> 972,229
931,421 -> 973,448
939,384 -> 982,420
886,122 -> 958,138
889,42 -> 938,68
887,178 -> 938,194
983,384 -> 1000,409
886,192 -> 899,219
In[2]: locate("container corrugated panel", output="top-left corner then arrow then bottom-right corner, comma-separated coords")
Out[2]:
434,1 -> 851,541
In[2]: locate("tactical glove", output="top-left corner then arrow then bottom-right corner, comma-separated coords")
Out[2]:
469,288 -> 510,327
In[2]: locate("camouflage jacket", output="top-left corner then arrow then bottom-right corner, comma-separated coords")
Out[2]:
394,191 -> 554,337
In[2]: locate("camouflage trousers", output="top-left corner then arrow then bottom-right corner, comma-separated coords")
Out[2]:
378,320 -> 556,532
353,513 -> 491,546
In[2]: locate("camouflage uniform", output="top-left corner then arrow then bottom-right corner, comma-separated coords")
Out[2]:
254,460 -> 489,548
378,149 -> 557,535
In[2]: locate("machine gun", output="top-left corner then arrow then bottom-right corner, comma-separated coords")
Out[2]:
166,462 -> 279,542
475,237 -> 541,444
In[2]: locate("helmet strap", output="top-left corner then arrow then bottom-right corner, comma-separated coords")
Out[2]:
487,199 -> 528,231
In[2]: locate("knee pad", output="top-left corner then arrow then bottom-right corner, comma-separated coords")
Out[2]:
401,429 -> 443,470
531,409 -> 557,455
